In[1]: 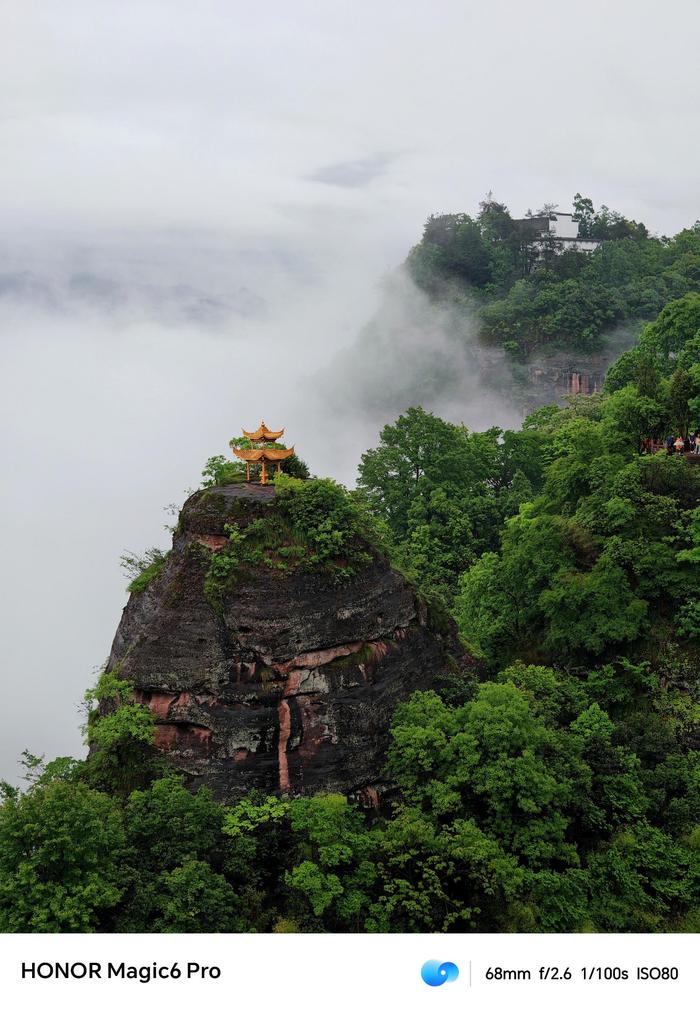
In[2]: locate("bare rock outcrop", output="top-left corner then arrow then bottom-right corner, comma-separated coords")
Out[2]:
105,483 -> 475,801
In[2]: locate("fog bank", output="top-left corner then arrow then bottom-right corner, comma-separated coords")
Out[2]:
0,233 -> 518,783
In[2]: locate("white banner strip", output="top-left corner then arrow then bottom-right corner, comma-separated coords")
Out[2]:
0,931 -> 696,1012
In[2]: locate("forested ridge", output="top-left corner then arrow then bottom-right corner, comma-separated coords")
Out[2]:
407,194 -> 700,358
3,294 -> 700,933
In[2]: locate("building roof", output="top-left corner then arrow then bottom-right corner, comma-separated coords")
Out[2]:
242,421 -> 285,441
233,446 -> 295,462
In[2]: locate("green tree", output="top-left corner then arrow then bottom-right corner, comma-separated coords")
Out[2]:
201,454 -> 246,487
386,685 -> 577,867
0,781 -> 125,932
283,795 -> 377,930
83,672 -> 160,795
359,408 -> 546,601
587,824 -> 700,931
368,807 -> 522,931
150,860 -> 245,932
668,367 -> 698,435
638,293 -> 700,363
358,407 -> 467,537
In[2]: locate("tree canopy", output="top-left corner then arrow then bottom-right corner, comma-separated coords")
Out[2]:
406,194 -> 700,357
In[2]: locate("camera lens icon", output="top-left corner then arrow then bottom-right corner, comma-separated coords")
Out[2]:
421,960 -> 459,987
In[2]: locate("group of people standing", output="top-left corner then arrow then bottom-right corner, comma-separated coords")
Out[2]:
666,432 -> 700,455
640,433 -> 700,455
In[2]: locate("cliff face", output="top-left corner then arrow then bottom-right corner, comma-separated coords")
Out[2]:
106,483 -> 474,801
527,359 -> 605,401
521,333 -> 640,411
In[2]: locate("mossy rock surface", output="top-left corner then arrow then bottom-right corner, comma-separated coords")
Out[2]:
106,482 -> 478,800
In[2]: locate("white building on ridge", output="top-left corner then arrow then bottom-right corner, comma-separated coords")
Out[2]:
515,210 -> 601,254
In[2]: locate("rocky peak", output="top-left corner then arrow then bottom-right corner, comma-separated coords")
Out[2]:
105,482 -> 474,801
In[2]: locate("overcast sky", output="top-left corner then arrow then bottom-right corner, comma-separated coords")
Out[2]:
2,0 -> 699,783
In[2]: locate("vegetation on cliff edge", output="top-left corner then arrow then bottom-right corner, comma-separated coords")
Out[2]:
406,193 -> 700,358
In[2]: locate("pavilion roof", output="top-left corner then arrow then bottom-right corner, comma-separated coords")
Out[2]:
242,421 -> 284,441
233,446 -> 295,462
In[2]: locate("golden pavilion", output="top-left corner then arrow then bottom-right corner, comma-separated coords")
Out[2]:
232,421 -> 295,484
